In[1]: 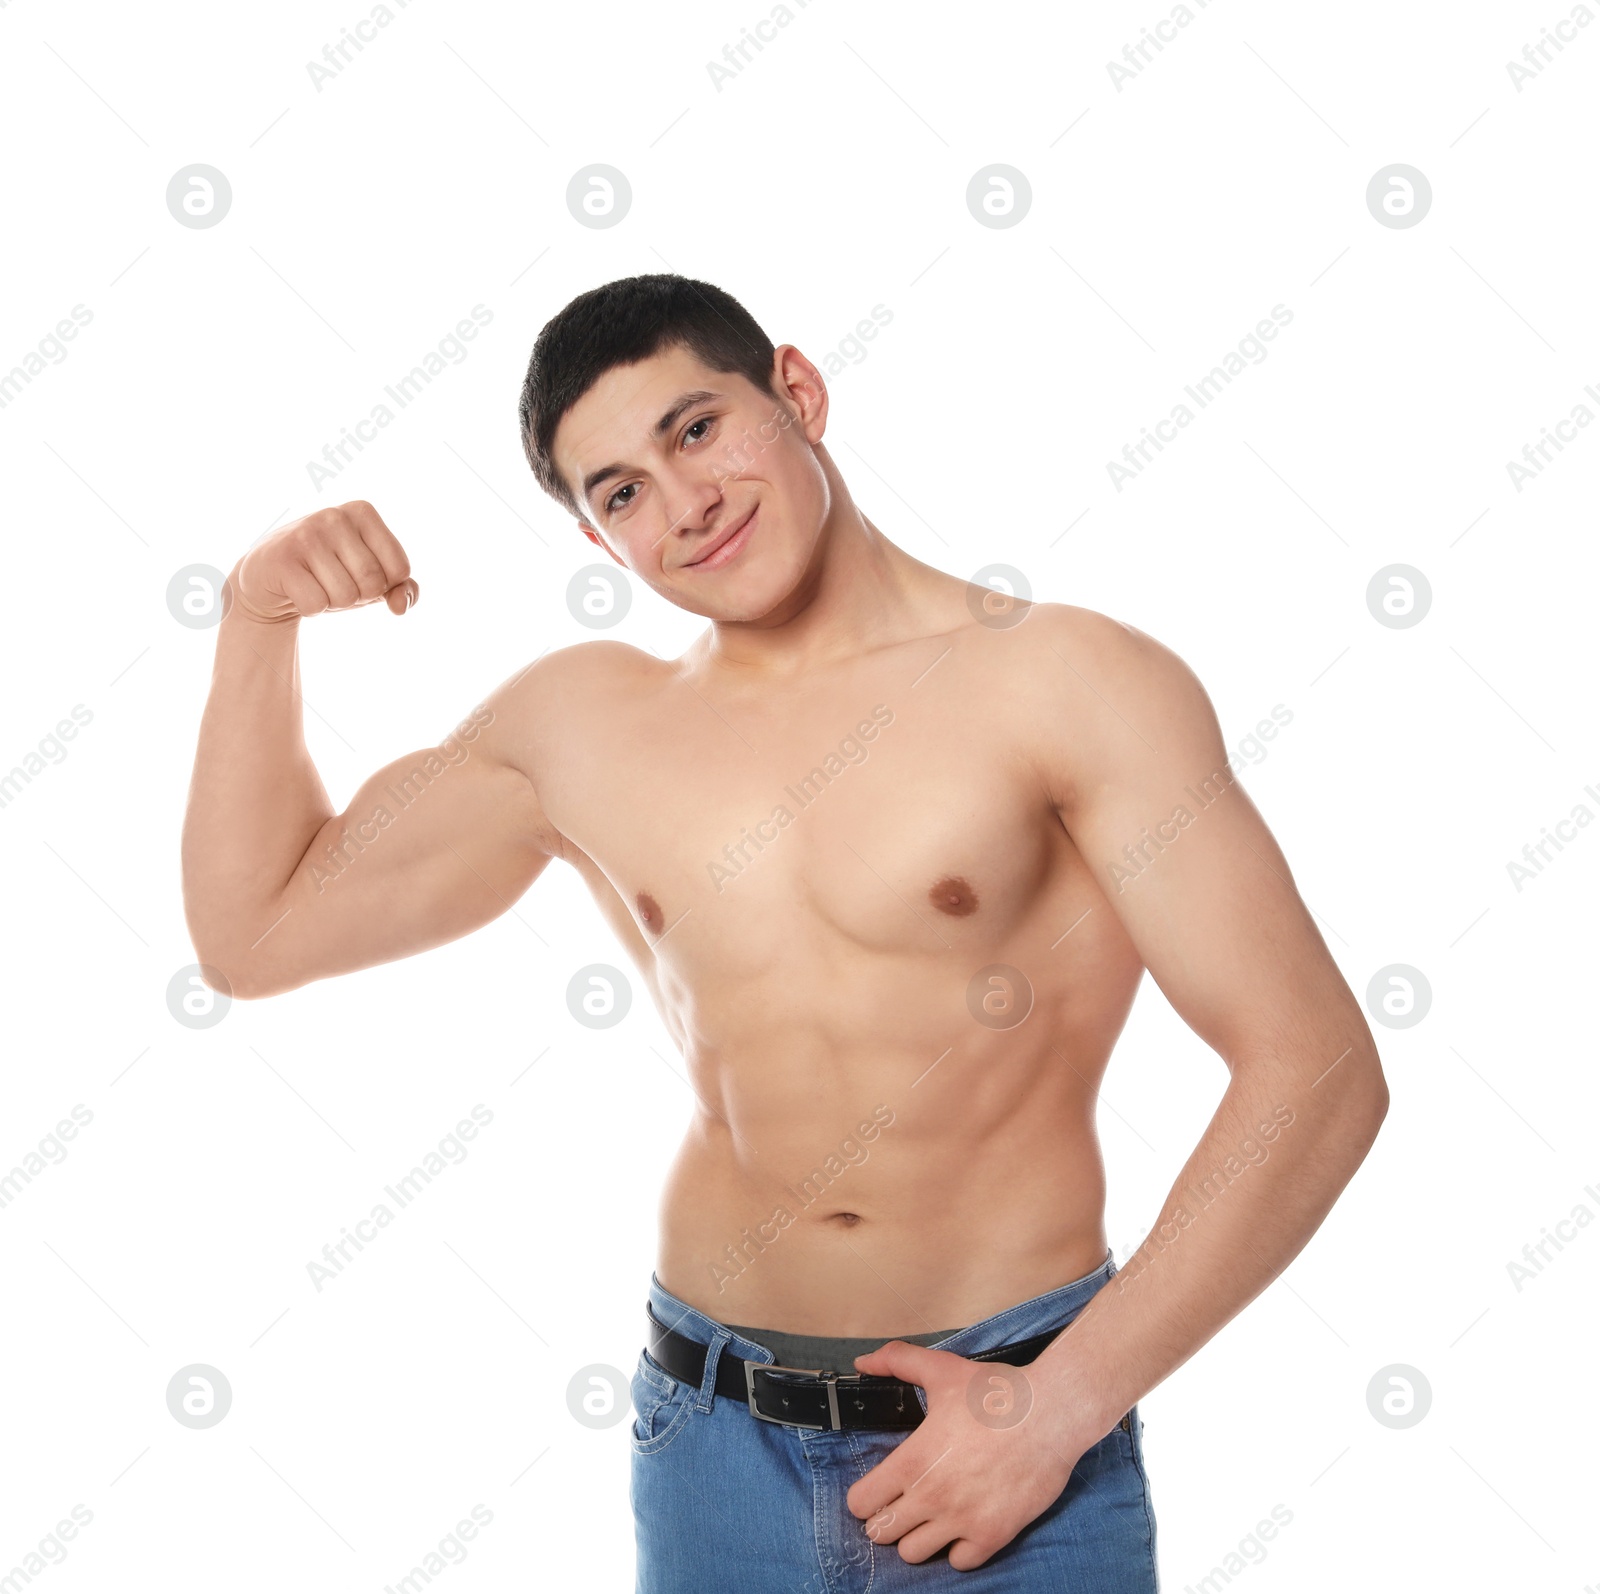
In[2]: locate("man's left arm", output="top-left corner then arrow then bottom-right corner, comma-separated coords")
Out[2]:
849,607 -> 1389,1567
1025,611 -> 1389,1440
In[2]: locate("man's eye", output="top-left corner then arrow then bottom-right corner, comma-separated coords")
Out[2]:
606,483 -> 636,514
685,417 -> 714,443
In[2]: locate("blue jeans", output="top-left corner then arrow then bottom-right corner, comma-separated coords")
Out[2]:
630,1251 -> 1159,1591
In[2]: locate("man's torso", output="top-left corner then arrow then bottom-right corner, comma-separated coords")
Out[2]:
498,593 -> 1145,1336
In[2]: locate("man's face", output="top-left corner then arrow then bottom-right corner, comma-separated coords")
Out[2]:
552,342 -> 831,622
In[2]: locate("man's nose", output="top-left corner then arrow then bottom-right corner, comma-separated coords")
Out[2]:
664,478 -> 725,538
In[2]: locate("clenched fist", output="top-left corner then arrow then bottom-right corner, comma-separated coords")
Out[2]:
228,501 -> 418,623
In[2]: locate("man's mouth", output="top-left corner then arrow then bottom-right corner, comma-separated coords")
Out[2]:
682,505 -> 758,570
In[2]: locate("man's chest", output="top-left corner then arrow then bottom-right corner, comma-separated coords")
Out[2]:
535,654 -> 1074,973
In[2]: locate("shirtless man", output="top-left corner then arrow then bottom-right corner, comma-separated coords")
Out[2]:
181,272 -> 1389,1592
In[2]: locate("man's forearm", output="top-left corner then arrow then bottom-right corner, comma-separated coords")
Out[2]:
1036,1036 -> 1389,1441
179,575 -> 336,970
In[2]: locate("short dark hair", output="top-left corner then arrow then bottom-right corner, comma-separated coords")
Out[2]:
518,272 -> 780,521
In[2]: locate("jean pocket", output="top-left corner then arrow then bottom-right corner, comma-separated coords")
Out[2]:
630,1349 -> 696,1457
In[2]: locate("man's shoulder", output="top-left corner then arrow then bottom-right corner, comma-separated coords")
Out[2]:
1002,602 -> 1220,806
1007,601 -> 1198,700
474,638 -> 669,748
500,636 -> 665,699
519,636 -> 661,684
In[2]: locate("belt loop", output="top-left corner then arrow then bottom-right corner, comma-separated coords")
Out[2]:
698,1328 -> 731,1413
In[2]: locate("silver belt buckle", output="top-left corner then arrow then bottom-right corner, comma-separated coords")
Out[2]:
744,1362 -> 863,1430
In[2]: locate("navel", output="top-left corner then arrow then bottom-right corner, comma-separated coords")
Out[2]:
636,890 -> 664,934
929,875 -> 979,917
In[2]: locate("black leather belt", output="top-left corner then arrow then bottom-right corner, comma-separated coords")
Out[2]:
645,1305 -> 1067,1432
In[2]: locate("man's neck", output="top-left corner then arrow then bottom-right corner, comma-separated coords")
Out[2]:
695,505 -> 956,685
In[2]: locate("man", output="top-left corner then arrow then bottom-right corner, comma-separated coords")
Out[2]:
182,273 -> 1389,1591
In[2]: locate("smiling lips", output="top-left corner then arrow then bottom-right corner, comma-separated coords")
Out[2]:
683,506 -> 757,570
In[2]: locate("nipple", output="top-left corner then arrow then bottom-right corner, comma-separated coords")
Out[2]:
929,875 -> 978,917
637,891 -> 664,934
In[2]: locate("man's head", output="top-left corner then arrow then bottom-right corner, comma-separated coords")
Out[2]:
518,273 -> 835,621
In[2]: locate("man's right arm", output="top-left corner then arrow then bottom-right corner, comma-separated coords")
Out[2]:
180,501 -> 562,1000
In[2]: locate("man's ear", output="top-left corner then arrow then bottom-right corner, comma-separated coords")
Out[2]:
770,343 -> 828,447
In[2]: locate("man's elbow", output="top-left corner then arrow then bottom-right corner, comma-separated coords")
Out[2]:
191,950 -> 295,1004
1370,1067 -> 1391,1134
1344,1051 -> 1390,1155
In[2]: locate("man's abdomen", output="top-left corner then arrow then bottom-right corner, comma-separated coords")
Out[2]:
654,1037 -> 1116,1335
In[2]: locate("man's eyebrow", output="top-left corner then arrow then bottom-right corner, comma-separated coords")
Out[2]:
579,388 -> 723,509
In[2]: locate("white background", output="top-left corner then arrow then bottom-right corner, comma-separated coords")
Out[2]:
1,0 -> 1596,1589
